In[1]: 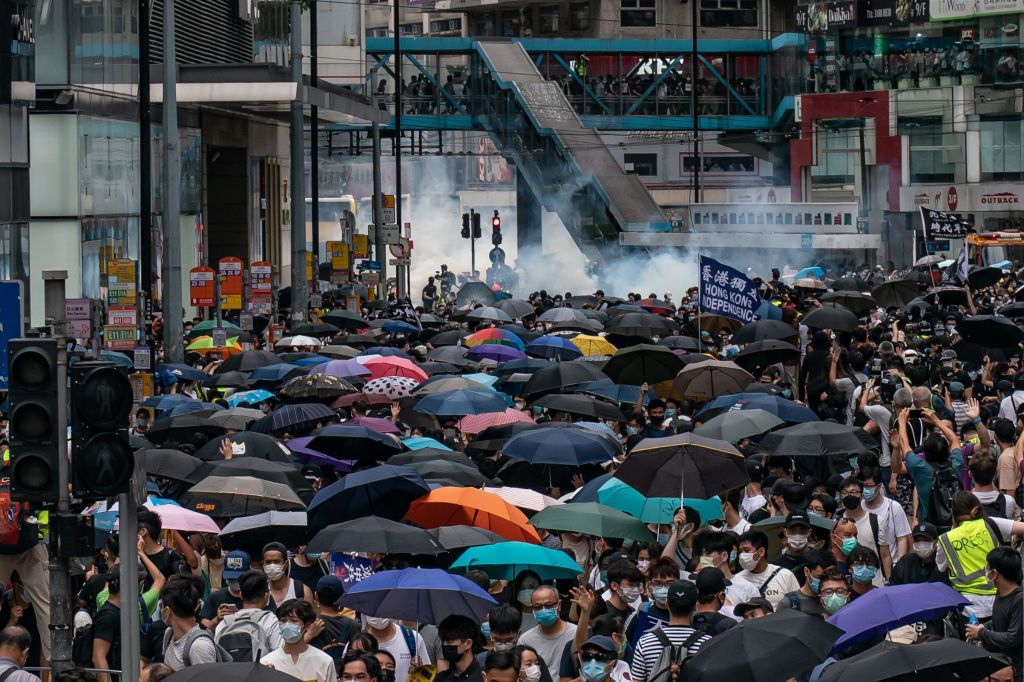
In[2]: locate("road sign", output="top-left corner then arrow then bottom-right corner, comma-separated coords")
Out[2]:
66,298 -> 91,320
926,240 -> 951,253
212,328 -> 228,348
353,233 -> 369,259
0,281 -> 24,389
250,261 -> 272,314
389,236 -> 411,258
359,260 -> 382,271
189,266 -> 216,307
219,257 -> 244,310
382,194 -> 397,224
239,312 -> 254,331
104,325 -> 137,351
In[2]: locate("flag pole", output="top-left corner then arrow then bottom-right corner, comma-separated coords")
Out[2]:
697,252 -> 702,355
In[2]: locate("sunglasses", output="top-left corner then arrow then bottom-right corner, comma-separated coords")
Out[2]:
580,652 -> 615,663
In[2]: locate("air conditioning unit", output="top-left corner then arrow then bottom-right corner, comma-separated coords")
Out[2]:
346,35 -> 358,46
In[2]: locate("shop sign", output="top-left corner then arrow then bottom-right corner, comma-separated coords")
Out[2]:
795,1 -> 859,31
862,0 -> 929,24
688,203 -> 859,230
930,0 -> 1024,19
899,183 -> 1024,212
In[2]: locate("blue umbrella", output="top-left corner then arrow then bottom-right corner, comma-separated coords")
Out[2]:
248,403 -> 337,435
415,388 -> 509,417
308,465 -> 429,532
156,363 -> 208,383
311,359 -> 372,378
450,541 -> 583,580
227,389 -> 277,408
382,320 -> 419,335
526,337 -> 583,360
292,355 -> 332,367
339,568 -> 497,624
596,477 -> 723,524
403,436 -> 452,452
697,393 -> 819,423
794,266 -> 825,279
502,425 -> 621,465
247,363 -> 304,383
467,345 -> 528,362
142,394 -> 196,410
162,401 -> 224,419
575,379 -> 648,406
361,347 -> 413,359
461,372 -> 499,388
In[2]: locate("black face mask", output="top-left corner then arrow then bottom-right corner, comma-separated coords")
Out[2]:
381,671 -> 396,682
442,645 -> 462,665
842,495 -> 861,511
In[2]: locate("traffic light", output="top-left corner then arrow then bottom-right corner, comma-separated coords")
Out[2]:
472,211 -> 482,239
70,361 -> 134,499
7,338 -> 61,503
461,213 -> 470,239
491,210 -> 502,246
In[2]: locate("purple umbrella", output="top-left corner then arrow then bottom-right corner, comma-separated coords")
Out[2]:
827,583 -> 970,653
466,345 -> 528,362
311,359 -> 372,378
348,416 -> 402,435
286,436 -> 356,473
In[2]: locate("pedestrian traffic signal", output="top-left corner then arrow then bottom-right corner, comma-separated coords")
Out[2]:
70,361 -> 134,499
461,213 -> 470,239
472,211 -> 482,239
492,210 -> 502,246
7,339 -> 61,503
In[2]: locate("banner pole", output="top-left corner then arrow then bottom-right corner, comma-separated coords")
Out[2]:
696,252 -> 702,355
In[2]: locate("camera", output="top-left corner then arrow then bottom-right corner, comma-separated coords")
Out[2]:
877,372 -> 900,403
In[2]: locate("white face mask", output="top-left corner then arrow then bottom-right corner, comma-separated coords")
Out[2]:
912,541 -> 935,559
787,534 -> 808,551
364,616 -> 392,630
523,665 -> 542,682
738,552 -> 758,572
264,564 -> 286,581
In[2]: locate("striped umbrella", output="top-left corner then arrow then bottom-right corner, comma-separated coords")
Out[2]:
483,487 -> 562,512
457,409 -> 535,435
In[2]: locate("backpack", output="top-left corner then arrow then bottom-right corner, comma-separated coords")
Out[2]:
316,616 -> 355,669
162,626 -> 233,665
647,628 -> 704,682
215,610 -> 274,663
73,602 -> 120,669
981,493 -> 1012,520
925,460 -> 963,528
0,485 -> 36,555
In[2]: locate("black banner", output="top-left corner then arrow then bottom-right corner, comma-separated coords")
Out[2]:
920,206 -> 973,240
861,0 -> 929,26
795,1 -> 858,32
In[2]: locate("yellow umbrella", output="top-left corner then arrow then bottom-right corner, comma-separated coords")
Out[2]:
186,335 -> 244,355
571,334 -> 617,357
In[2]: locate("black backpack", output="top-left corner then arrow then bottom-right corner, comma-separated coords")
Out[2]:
648,629 -> 705,682
981,493 -> 1012,520
925,460 -> 962,528
73,603 -> 121,669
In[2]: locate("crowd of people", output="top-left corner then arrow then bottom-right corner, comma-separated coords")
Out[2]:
0,259 -> 1022,682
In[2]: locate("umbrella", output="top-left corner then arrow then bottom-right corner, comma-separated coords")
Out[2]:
428,330 -> 469,348
794,278 -> 827,291
457,409 -> 534,435
658,336 -> 701,351
967,265 -> 1004,290
794,266 -> 825,278
697,393 -> 818,423
595,477 -> 723,524
456,281 -> 497,307
277,373 -> 356,401
405,487 -> 541,543
308,424 -> 403,464
502,425 -> 621,465
194,458 -> 305,490
692,409 -> 785,442
802,305 -> 860,333
333,333 -> 377,347
924,285 -> 969,306
998,301 -> 1024,319
576,380 -> 646,406
275,335 -> 322,348
686,609 -> 843,682
605,312 -> 678,337
203,371 -> 250,389
732,340 -> 801,372
403,436 -> 451,451
637,298 -> 674,315
467,423 -> 538,452
870,279 -> 921,309
248,403 -> 337,435
188,475 -> 305,512
157,363 -> 208,383
308,516 -> 444,555
162,402 -> 224,419
467,344 -> 528,362
820,290 -> 877,315
614,433 -> 749,500
818,639 -> 1011,682
293,322 -> 340,337
363,376 -> 421,399
186,335 -> 242,353
362,356 -> 428,382
483,487 -> 562,512
523,362 -> 608,397
134,449 -> 204,484
603,344 -> 685,385
534,394 -> 625,421
219,511 -> 307,555
416,388 -> 508,416
215,350 -> 279,374
467,306 -> 513,323
285,436 -> 355,473
340,568 -> 498,624
142,394 -> 197,410
165,662 -> 301,682
416,377 -> 490,395
187,320 -> 241,337
572,334 -> 617,357
450,541 -> 582,580
319,345 -> 361,359
323,309 -> 369,330
537,307 -> 587,324
246,363 -> 305,386
959,315 -> 1024,348
408,459 -> 490,487
426,346 -> 473,367
309,359 -> 372,379
347,416 -> 401,435
526,336 -> 583,360
381,320 -> 420,336
495,299 -> 536,318
226,389 -> 276,408
429,525 -> 508,551
145,414 -> 228,446
529,502 -> 654,541
142,502 -> 220,533
308,464 -> 429,532
759,421 -> 871,457
731,320 -> 799,345
915,254 -> 944,267
388,449 -> 471,466
419,361 -> 460,376
671,360 -> 754,400
193,431 -> 293,462
827,582 -> 970,653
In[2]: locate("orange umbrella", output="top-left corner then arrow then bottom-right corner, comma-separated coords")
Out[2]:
405,487 -> 541,544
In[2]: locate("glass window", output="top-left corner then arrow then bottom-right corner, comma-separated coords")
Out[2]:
981,118 -> 1024,181
683,155 -> 756,174
570,2 -> 590,31
811,126 -> 855,187
539,5 -> 559,33
621,0 -> 655,27
899,120 -> 958,184
624,153 -> 658,176
700,0 -> 758,27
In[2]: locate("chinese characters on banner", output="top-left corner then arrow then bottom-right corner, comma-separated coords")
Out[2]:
327,241 -> 350,285
189,266 -> 216,307
920,206 -> 974,240
250,261 -> 273,315
329,553 -> 375,588
219,257 -> 244,310
698,255 -> 762,323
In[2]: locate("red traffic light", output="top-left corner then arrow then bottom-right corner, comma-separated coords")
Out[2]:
492,210 -> 501,229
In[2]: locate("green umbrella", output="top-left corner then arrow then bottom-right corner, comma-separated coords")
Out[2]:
529,502 -> 655,541
601,343 -> 685,385
450,541 -> 582,580
186,319 -> 241,340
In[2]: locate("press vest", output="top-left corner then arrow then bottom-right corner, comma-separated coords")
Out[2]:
937,518 -> 998,596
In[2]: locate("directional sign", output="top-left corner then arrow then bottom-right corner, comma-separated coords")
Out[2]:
382,194 -> 397,224
0,281 -> 24,389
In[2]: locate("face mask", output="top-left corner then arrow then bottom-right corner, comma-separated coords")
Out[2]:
664,409 -> 677,419
729,550 -> 737,564
636,560 -> 650,573
822,593 -> 848,614
306,552 -> 323,561
581,660 -> 610,682
738,551 -> 758,572
862,487 -> 877,502
523,665 -> 542,682
913,541 -> 935,559
848,457 -> 858,470
264,564 -> 286,581
842,495 -> 861,511
382,671 -> 396,682
364,616 -> 391,630
852,566 -> 877,584
840,538 -> 858,556
599,571 -> 608,586
809,577 -> 821,594
620,586 -> 641,603
651,586 -> 669,605
626,426 -> 639,436
697,556 -> 716,570
515,401 -> 526,410
657,533 -> 671,545
493,641 -> 516,653
442,644 -> 463,665
518,589 -> 535,606
787,534 -> 808,551
480,622 -> 491,640
534,607 -> 558,627
279,622 -> 303,644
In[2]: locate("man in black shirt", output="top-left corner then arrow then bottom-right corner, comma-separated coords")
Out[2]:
773,512 -> 813,585
422,277 -> 437,311
200,550 -> 250,631
436,615 -> 483,682
691,569 -> 735,636
289,547 -> 328,597
890,523 -> 946,585
137,508 -> 185,591
310,576 -> 357,670
603,560 -> 642,622
92,571 -> 122,682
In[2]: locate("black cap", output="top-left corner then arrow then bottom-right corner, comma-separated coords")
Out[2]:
998,379 -> 1014,394
785,511 -> 812,529
667,580 -> 698,609
695,568 -> 727,597
734,597 -> 774,618
912,522 -> 938,540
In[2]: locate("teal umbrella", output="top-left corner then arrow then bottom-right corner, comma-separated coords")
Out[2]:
529,502 -> 654,541
450,541 -> 583,580
596,478 -> 723,524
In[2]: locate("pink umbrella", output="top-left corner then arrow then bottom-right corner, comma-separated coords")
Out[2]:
348,416 -> 402,435
363,357 -> 429,382
145,501 -> 220,533
457,409 -> 535,435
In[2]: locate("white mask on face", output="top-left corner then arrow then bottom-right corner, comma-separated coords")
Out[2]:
787,534 -> 808,551
364,616 -> 392,630
264,564 -> 286,581
738,551 -> 758,572
523,665 -> 542,682
912,541 -> 935,559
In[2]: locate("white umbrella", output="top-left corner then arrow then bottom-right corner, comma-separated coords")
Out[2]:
275,335 -> 322,348
484,486 -> 563,512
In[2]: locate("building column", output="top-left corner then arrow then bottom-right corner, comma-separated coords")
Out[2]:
516,168 -> 541,254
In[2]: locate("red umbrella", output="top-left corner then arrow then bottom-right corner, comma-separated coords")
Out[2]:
637,298 -> 674,315
362,356 -> 429,382
457,409 -> 535,435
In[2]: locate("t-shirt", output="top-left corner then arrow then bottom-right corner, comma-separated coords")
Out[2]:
863,497 -> 910,561
777,590 -> 824,617
772,552 -> 808,586
904,449 -> 965,520
92,602 -> 121,670
518,622 -> 577,681
847,511 -> 890,557
997,448 -> 1021,494
835,373 -> 868,425
145,547 -> 184,590
163,625 -> 218,670
260,645 -> 337,682
289,558 -> 328,597
629,625 -> 711,682
734,565 -> 800,609
215,607 -> 284,654
375,624 -> 432,682
863,403 -> 893,467
199,587 -> 244,625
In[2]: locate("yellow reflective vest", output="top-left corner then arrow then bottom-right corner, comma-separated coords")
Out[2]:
937,518 -> 998,596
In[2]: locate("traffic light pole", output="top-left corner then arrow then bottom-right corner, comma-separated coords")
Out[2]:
470,209 -> 476,280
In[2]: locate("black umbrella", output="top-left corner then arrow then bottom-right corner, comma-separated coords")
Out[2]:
602,344 -> 685,385
818,639 -> 1011,682
307,516 -> 444,555
145,414 -> 228,447
323,310 -> 370,331
802,304 -> 860,333
248,403 -> 338,435
832,276 -> 870,292
428,345 -> 476,367
959,315 -> 1024,349
691,409 -> 784,442
277,373 -> 357,402
605,312 -> 678,337
134,449 -> 204,483
467,423 -> 539,453
658,336 -> 701,351
522,362 -> 608,397
687,609 -> 843,682
998,301 -> 1024,319
967,265 -> 1004,291
332,333 -> 377,347
731,319 -> 799,345
165,662 -> 301,682
820,290 -> 877,315
307,424 -> 404,464
215,350 -> 280,374
130,434 -> 154,450
924,285 -> 969,307
194,431 -> 294,462
429,330 -> 469,348
759,421 -> 870,457
534,393 -> 625,421
293,322 -> 340,336
732,340 -> 801,372
418,361 -> 460,376
195,457 -> 306,489
456,281 -> 497,307
871,279 -> 921,309
203,371 -> 249,388
307,465 -> 429,532
615,433 -> 748,499
951,339 -> 1013,364
219,510 -> 307,556
428,525 -> 507,551
495,299 -> 536,319
387,449 -> 476,467
407,459 -> 490,486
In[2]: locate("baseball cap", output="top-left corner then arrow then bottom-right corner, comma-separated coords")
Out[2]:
316,575 -> 345,605
949,381 -> 965,397
581,635 -> 617,654
785,511 -> 812,529
941,349 -> 957,361
911,522 -> 938,540
734,597 -> 774,618
746,459 -> 764,482
223,550 -> 251,580
998,379 -> 1014,394
667,580 -> 698,610
695,567 -> 727,597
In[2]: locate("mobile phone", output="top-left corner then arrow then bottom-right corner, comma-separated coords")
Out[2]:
908,408 -> 923,419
